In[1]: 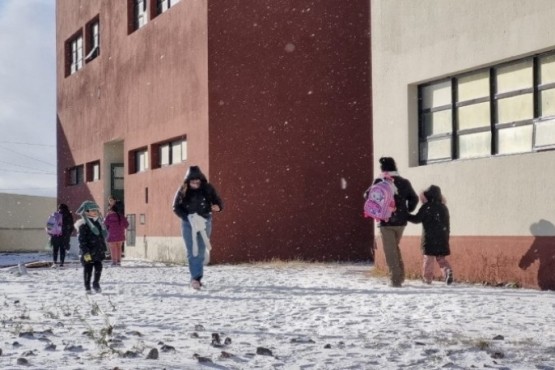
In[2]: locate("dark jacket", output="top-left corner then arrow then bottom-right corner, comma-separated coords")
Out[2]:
371,174 -> 418,227
407,185 -> 450,256
173,167 -> 223,220
50,208 -> 74,248
78,218 -> 108,263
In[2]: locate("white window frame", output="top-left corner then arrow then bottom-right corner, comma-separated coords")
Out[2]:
70,35 -> 83,75
135,149 -> 149,172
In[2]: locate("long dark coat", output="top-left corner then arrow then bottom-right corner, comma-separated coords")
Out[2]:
78,218 -> 108,263
407,185 -> 450,256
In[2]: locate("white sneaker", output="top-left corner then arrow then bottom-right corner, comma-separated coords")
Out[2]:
191,280 -> 201,290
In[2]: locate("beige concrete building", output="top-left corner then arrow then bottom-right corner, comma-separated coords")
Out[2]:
0,193 -> 56,252
371,0 -> 555,290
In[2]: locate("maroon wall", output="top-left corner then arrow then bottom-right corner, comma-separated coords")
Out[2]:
374,236 -> 555,290
207,1 -> 374,262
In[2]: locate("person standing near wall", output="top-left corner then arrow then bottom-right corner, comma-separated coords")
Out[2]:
49,203 -> 74,268
104,204 -> 129,266
107,195 -> 126,257
173,166 -> 223,290
368,157 -> 418,287
75,201 -> 108,294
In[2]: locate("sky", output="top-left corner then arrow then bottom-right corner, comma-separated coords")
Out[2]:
0,0 -> 57,198
0,254 -> 554,369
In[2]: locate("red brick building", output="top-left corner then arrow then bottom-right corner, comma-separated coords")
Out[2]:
56,0 -> 374,263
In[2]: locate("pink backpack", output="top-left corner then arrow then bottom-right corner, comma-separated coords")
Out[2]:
46,212 -> 63,236
364,176 -> 396,221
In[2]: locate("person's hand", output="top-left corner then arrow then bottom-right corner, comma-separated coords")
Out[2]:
211,204 -> 221,212
83,253 -> 92,263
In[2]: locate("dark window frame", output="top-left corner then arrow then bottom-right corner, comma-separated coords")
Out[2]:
418,51 -> 555,165
86,160 -> 101,182
85,16 -> 100,62
129,147 -> 149,174
67,165 -> 84,186
65,31 -> 83,77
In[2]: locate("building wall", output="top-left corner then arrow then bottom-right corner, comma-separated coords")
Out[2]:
56,0 -> 209,259
57,0 -> 374,263
0,193 -> 56,252
207,0 -> 373,262
371,0 -> 555,289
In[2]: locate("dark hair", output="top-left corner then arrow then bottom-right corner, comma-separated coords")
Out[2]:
379,157 -> 397,172
58,203 -> 70,214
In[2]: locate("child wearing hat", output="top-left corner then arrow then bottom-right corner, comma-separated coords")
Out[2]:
75,200 -> 108,294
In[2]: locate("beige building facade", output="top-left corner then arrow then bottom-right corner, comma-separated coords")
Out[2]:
0,193 -> 56,252
371,0 -> 555,289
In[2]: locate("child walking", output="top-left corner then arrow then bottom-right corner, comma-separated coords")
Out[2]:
407,185 -> 453,285
75,201 -> 108,294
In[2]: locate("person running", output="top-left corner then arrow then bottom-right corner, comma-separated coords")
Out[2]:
172,166 -> 223,290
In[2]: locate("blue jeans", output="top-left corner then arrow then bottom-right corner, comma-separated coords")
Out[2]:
181,215 -> 212,281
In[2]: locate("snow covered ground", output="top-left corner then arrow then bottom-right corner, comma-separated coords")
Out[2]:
0,253 -> 554,369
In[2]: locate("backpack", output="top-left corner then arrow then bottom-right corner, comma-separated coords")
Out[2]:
46,212 -> 63,236
364,176 -> 397,221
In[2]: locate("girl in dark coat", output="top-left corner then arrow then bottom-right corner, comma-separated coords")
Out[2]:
407,185 -> 453,285
50,203 -> 74,268
173,166 -> 223,290
75,200 -> 108,294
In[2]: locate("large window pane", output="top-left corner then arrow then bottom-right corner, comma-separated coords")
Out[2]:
535,118 -> 555,147
422,80 -> 451,109
458,132 -> 491,158
422,110 -> 452,136
171,141 -> 183,164
540,88 -> 555,117
181,140 -> 188,161
540,54 -> 555,84
458,102 -> 490,130
93,163 -> 100,180
420,138 -> 451,161
497,93 -> 533,123
160,144 -> 170,166
496,60 -> 533,94
497,125 -> 533,154
457,71 -> 489,102
136,150 -> 148,172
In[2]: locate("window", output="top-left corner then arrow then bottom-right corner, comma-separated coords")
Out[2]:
68,165 -> 84,186
418,51 -> 555,164
133,148 -> 149,173
155,138 -> 187,168
86,161 -> 100,182
129,0 -> 148,32
66,33 -> 83,76
126,214 -> 136,246
85,18 -> 100,62
156,0 -> 180,16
